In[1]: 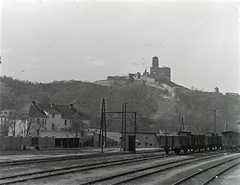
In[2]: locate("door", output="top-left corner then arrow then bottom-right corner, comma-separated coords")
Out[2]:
128,135 -> 136,152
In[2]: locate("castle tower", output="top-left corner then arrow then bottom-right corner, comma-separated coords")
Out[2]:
152,56 -> 159,68
150,56 -> 171,81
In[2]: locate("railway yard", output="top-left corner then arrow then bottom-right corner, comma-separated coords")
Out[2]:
0,148 -> 239,185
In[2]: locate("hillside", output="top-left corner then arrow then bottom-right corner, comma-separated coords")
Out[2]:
1,76 -> 240,133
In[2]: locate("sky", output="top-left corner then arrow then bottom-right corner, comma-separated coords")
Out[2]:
1,0 -> 239,94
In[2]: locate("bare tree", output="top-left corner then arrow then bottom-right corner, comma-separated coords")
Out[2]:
68,119 -> 84,138
19,117 -> 46,136
3,111 -> 21,136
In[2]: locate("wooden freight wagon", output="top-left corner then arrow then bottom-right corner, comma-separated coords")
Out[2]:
158,134 -> 179,154
178,131 -> 192,154
192,134 -> 205,151
222,131 -> 240,152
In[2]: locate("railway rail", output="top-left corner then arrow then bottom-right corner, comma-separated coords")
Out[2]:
172,155 -> 240,185
0,149 -> 163,167
0,150 -> 235,185
0,151 -> 166,185
79,153 -> 228,185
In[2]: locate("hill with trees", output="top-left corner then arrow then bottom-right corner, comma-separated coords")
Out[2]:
0,75 -> 240,134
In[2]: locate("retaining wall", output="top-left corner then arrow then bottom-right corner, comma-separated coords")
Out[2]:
0,137 -> 55,150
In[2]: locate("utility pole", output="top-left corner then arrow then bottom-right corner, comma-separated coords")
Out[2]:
134,112 -> 137,153
100,100 -> 136,153
213,108 -> 217,135
124,103 -> 127,151
182,116 -> 184,131
179,111 -> 181,128
122,103 -> 124,150
100,98 -> 106,153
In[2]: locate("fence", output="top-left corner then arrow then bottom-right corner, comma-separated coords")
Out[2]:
55,138 -> 80,148
0,136 -> 55,150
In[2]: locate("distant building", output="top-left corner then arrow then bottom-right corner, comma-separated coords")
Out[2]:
6,101 -> 91,137
94,76 -> 129,88
149,56 -> 171,81
214,87 -> 220,93
226,92 -> 239,96
0,110 -> 16,136
95,56 -> 171,87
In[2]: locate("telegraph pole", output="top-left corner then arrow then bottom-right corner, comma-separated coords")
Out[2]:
213,108 -> 217,135
100,100 -> 136,153
124,103 -> 127,151
122,103 -> 124,150
100,98 -> 106,153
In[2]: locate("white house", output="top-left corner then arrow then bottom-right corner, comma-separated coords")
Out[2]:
7,101 -> 91,137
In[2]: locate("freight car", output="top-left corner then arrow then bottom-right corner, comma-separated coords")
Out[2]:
158,131 -> 222,154
205,132 -> 222,150
222,131 -> 240,152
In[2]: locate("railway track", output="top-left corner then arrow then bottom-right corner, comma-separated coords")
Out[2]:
172,155 -> 240,185
79,153 -> 227,185
0,150 -> 231,185
0,151 -> 166,185
0,149 -> 163,167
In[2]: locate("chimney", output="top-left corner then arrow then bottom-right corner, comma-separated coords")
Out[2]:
70,103 -> 73,108
51,102 -> 54,107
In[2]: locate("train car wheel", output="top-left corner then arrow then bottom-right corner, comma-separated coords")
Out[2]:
175,148 -> 180,155
165,148 -> 169,155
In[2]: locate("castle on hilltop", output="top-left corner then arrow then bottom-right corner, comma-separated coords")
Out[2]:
94,56 -> 171,88
147,56 -> 171,81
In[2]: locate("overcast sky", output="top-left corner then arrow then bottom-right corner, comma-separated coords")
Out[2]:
1,0 -> 239,93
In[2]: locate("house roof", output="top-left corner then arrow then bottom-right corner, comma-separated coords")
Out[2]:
37,103 -> 62,115
54,104 -> 90,120
222,131 -> 240,134
17,101 -> 90,120
88,129 -> 121,142
17,103 -> 48,118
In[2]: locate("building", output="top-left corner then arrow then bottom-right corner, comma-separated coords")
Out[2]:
149,56 -> 171,81
122,132 -> 159,147
0,110 -> 16,136
226,92 -> 239,97
7,101 -> 91,137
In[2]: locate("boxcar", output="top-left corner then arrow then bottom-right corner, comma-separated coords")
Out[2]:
222,131 -> 240,152
158,134 -> 177,154
205,132 -> 216,150
192,134 -> 205,151
158,131 -> 222,155
178,131 -> 192,154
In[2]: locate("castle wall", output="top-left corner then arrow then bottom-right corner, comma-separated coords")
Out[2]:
150,56 -> 171,81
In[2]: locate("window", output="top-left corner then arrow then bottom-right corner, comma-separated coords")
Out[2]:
37,130 -> 40,136
52,123 -> 55,131
52,114 -> 55,118
45,119 -> 47,124
145,142 -> 148,146
37,119 -> 40,124
146,137 -> 148,139
65,120 -> 67,126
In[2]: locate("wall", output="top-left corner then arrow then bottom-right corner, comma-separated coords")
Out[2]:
46,113 -> 63,131
135,133 -> 159,147
0,136 -> 55,150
